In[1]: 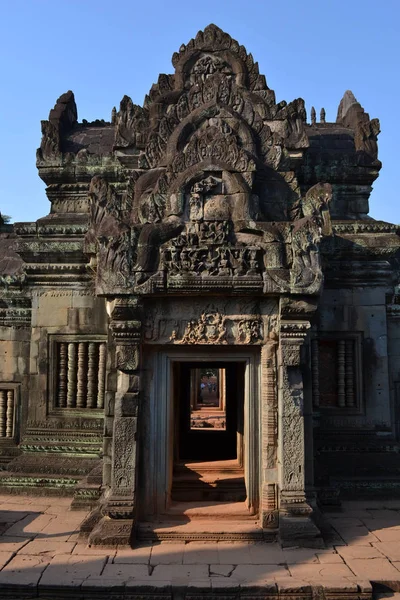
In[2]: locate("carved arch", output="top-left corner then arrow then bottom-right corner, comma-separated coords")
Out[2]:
165,103 -> 257,161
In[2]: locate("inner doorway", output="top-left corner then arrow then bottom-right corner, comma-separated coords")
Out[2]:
171,361 -> 246,504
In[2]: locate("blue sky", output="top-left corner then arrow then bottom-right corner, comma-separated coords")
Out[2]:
0,0 -> 399,223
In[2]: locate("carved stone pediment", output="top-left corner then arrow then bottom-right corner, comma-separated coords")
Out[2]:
80,26 -> 334,298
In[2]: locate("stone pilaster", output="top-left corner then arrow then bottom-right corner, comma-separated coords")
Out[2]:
260,341 -> 279,529
278,318 -> 323,547
89,297 -> 142,545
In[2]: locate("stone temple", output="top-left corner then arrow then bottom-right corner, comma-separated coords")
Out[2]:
0,24 -> 399,547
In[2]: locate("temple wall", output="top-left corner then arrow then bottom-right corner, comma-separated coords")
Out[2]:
27,291 -> 108,426
0,325 -> 30,455
316,284 -> 392,433
387,307 -> 400,440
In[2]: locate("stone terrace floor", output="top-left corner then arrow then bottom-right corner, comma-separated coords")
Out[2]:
2,496 -> 400,597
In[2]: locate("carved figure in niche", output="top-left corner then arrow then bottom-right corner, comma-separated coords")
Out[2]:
216,247 -> 232,276
217,76 -> 232,105
301,183 -> 333,236
207,252 -> 220,276
176,94 -> 189,121
188,176 -> 225,223
199,220 -> 230,244
189,83 -> 203,110
189,191 -> 203,221
190,249 -> 206,274
180,248 -> 191,272
238,319 -> 262,344
203,77 -> 216,103
209,311 -> 227,343
86,176 -> 137,284
190,54 -> 234,85
291,221 -> 320,287
290,183 -> 332,290
195,313 -> 207,341
168,246 -> 181,275
247,248 -> 259,275
232,249 -> 248,276
87,176 -> 185,287
187,228 -> 199,246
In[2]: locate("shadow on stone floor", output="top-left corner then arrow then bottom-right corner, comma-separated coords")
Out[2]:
1,496 -> 400,596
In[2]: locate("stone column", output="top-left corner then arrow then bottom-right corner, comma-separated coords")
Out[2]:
278,318 -> 323,547
89,297 -> 143,546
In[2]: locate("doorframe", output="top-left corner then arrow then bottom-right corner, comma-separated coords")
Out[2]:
149,347 -> 260,516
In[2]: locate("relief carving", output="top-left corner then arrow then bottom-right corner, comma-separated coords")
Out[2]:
116,345 -> 139,373
173,307 -> 227,344
112,417 -> 137,493
143,299 -> 273,345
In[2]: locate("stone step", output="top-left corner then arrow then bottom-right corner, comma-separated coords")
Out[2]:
166,500 -> 256,520
173,471 -> 244,482
137,520 -> 273,542
171,481 -> 246,502
174,459 -> 243,475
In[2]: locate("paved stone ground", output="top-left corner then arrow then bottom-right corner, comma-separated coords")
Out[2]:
2,496 -> 400,597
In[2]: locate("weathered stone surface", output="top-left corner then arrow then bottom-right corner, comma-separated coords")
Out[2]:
0,23 -> 398,558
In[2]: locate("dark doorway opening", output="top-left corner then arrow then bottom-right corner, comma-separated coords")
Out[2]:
171,361 -> 246,504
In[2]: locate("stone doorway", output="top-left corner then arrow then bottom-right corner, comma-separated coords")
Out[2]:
171,361 -> 246,505
138,348 -> 260,528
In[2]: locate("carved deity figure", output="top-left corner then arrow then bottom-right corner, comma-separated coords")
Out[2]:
238,319 -> 262,344
189,192 -> 203,221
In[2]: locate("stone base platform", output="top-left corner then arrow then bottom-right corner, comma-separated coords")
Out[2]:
1,495 -> 400,598
137,520 -> 270,542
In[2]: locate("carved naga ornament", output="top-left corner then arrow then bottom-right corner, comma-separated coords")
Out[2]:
84,24 -> 333,297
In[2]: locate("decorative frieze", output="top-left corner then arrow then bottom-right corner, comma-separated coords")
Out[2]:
55,341 -> 107,410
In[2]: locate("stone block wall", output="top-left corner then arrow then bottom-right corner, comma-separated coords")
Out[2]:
315,285 -> 392,434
